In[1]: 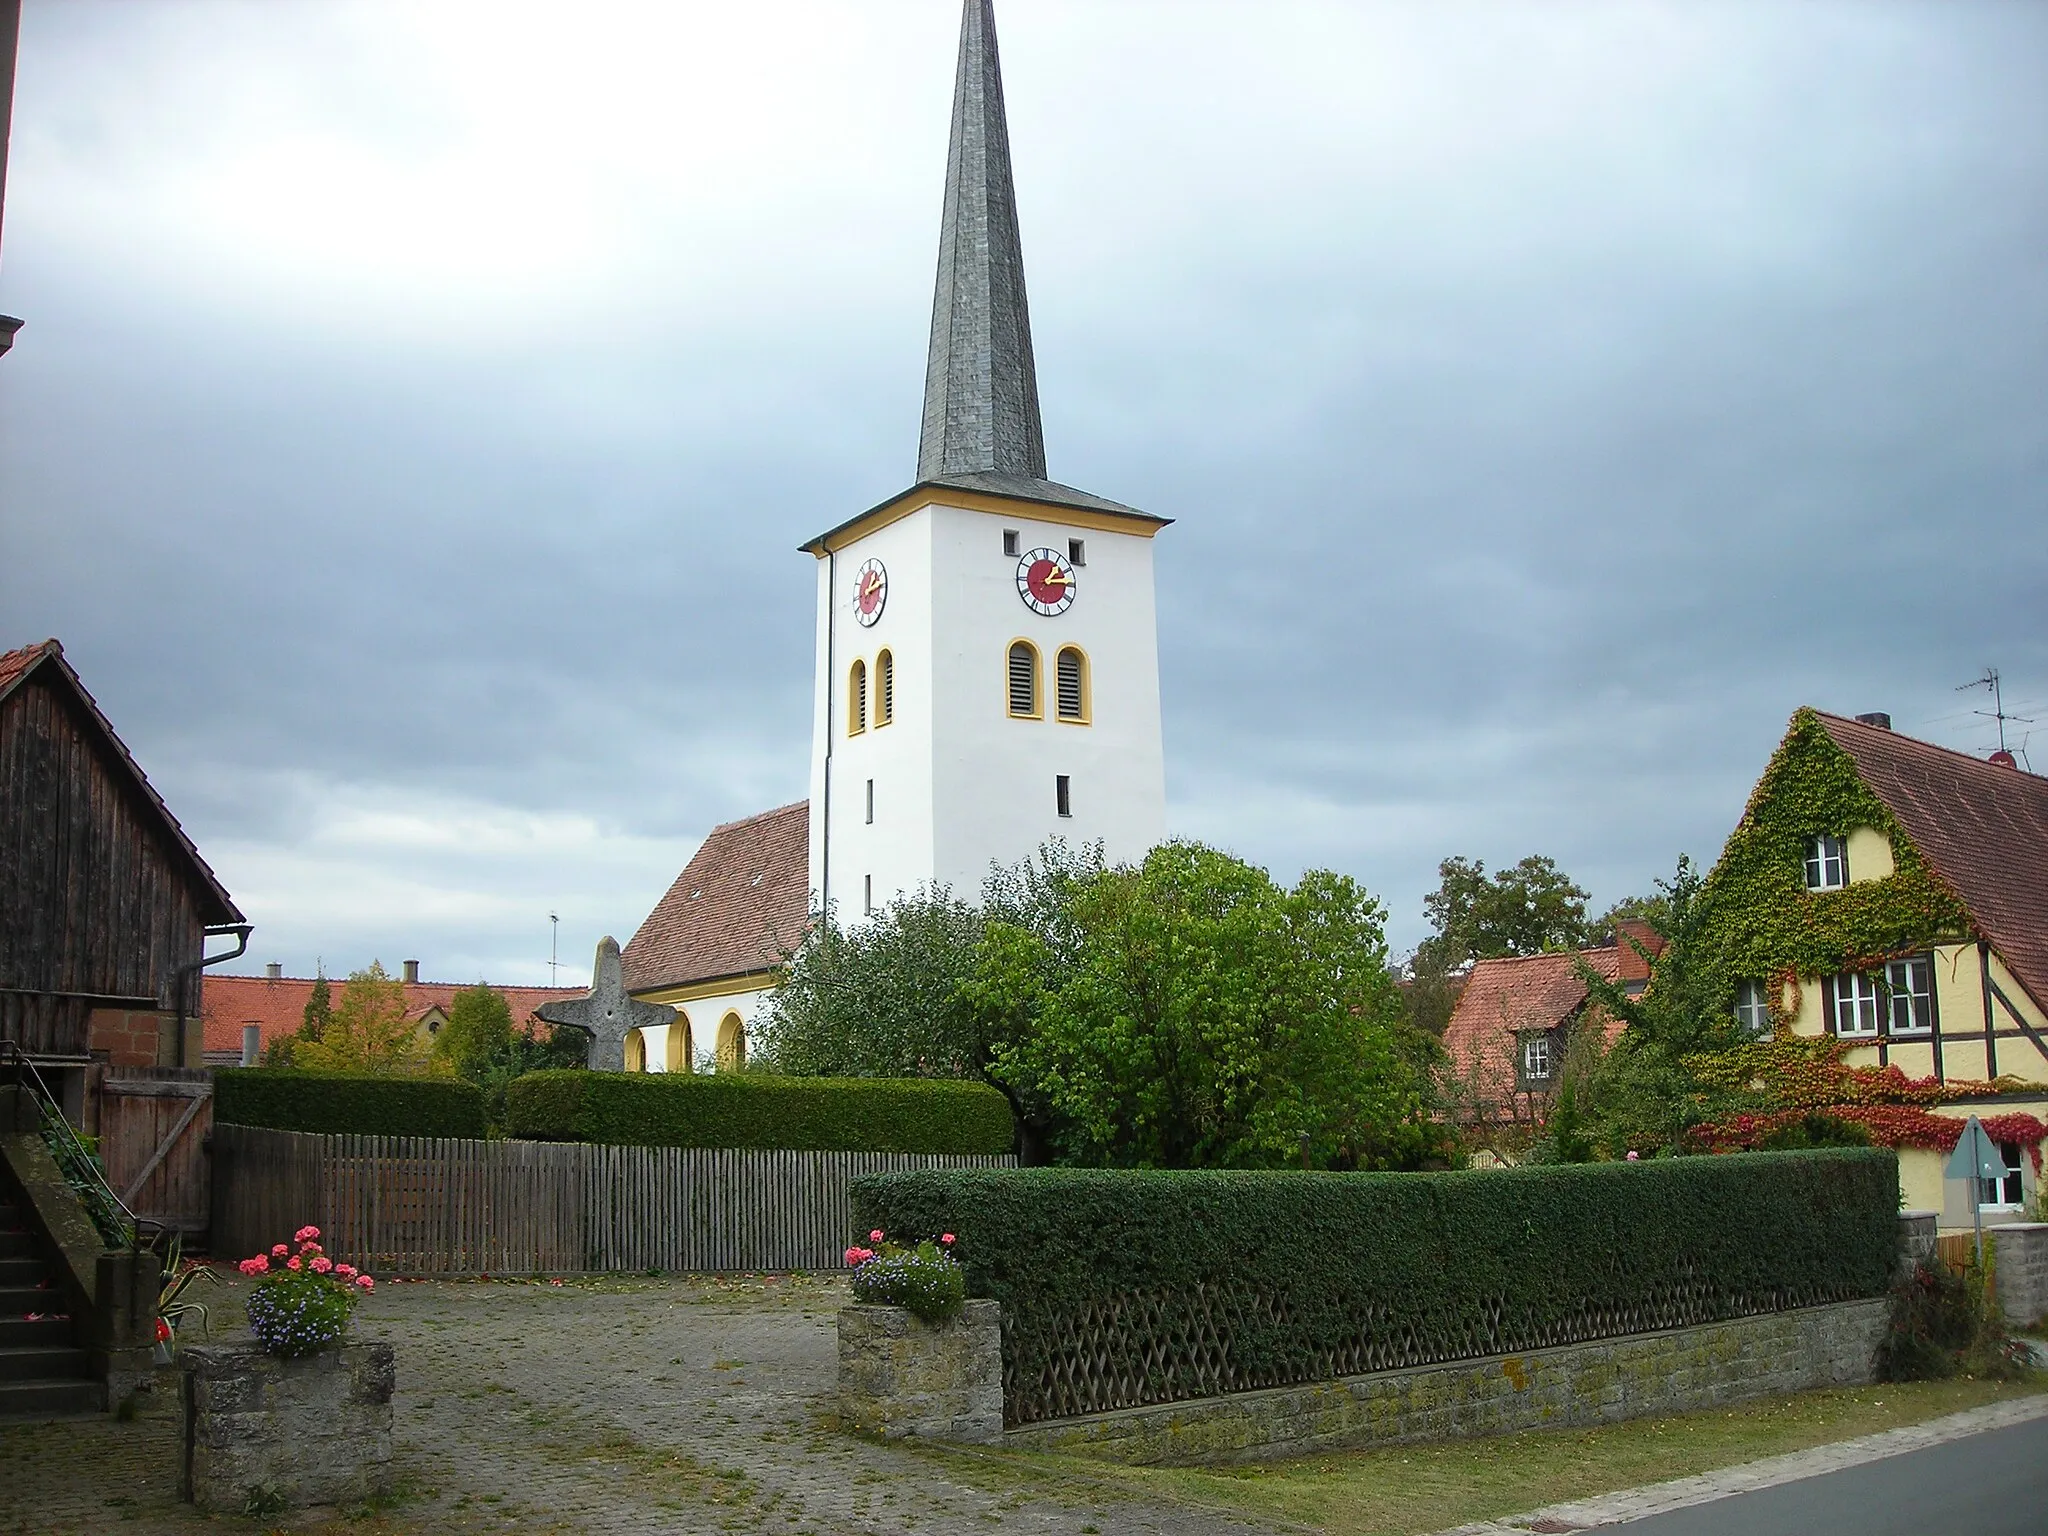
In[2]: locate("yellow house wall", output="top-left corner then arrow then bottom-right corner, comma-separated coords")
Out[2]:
1783,942 -> 2048,1088
1843,825 -> 1894,883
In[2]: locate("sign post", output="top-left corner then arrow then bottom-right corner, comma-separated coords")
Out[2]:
1944,1116 -> 2003,1269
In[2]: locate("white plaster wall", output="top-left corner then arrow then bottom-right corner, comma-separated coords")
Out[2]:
808,511 -> 938,921
925,502 -> 1166,896
642,981 -> 778,1073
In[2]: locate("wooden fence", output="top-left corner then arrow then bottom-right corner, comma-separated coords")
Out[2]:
211,1123 -> 1014,1274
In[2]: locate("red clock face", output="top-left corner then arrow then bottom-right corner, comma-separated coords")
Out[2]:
1017,547 -> 1075,616
853,558 -> 887,626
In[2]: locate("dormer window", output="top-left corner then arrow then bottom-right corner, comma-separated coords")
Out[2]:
1520,1033 -> 1552,1085
1804,834 -> 1848,891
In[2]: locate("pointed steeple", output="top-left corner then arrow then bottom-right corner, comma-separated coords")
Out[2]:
917,0 -> 1047,482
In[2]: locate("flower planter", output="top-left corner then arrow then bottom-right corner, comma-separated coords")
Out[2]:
180,1340 -> 395,1512
837,1298 -> 1001,1443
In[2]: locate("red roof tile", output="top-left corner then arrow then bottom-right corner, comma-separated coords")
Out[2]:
622,801 -> 810,993
201,973 -> 586,1056
1818,710 -> 2048,1011
1441,947 -> 1629,1111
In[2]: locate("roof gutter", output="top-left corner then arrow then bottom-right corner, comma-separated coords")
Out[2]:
171,922 -> 252,1068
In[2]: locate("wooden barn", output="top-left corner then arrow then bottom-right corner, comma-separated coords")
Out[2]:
0,639 -> 247,1160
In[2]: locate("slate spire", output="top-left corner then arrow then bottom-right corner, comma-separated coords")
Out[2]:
917,0 -> 1047,482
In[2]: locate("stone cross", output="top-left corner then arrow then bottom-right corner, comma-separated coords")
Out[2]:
536,936 -> 674,1073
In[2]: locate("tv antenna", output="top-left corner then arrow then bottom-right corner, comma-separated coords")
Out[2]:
1956,668 -> 2033,758
549,912 -> 560,985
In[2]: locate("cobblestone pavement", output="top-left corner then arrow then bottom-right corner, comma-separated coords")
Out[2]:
0,1272 -> 1283,1536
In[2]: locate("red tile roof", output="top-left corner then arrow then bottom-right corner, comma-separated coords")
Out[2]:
201,973 -> 586,1057
0,638 -> 243,926
1441,946 -> 1629,1113
1818,710 -> 2048,1011
622,801 -> 810,994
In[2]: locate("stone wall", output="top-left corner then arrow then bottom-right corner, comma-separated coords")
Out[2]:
1003,1300 -> 1890,1466
1991,1223 -> 2048,1326
182,1341 -> 394,1511
837,1300 -> 1001,1444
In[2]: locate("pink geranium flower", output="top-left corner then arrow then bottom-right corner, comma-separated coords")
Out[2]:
286,1256 -> 302,1271
295,1225 -> 320,1243
334,1264 -> 357,1280
309,1256 -> 333,1273
353,1275 -> 374,1291
940,1234 -> 955,1245
869,1230 -> 885,1243
271,1243 -> 289,1258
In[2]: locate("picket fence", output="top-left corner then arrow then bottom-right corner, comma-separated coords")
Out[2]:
210,1123 -> 1013,1274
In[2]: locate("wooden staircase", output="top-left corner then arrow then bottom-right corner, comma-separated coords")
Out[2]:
0,1190 -> 104,1417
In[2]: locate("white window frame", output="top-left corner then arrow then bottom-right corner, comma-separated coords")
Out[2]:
1521,1034 -> 1552,1084
1830,972 -> 1880,1037
1884,955 -> 1935,1036
1979,1142 -> 2025,1211
1804,833 -> 1848,891
1734,979 -> 1772,1038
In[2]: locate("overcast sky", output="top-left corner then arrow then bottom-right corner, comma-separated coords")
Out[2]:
2,0 -> 2042,986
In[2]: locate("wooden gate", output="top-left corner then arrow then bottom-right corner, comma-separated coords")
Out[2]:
98,1066 -> 213,1238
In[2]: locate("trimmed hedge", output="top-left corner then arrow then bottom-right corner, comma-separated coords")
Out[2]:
852,1149 -> 1900,1424
213,1069 -> 487,1139
504,1071 -> 1015,1155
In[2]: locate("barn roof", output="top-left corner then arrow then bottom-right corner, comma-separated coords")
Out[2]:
0,638 -> 243,927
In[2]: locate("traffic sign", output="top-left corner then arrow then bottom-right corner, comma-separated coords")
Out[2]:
1944,1116 -> 2002,1182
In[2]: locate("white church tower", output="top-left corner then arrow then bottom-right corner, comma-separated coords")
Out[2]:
803,0 -> 1169,918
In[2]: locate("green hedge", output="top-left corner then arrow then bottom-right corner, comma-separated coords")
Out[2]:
852,1149 -> 1900,1424
504,1071 -> 1015,1155
213,1069 -> 487,1139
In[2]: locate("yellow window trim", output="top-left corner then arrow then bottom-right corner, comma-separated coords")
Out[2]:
848,657 -> 867,736
1005,637 -> 1043,720
1054,643 -> 1092,726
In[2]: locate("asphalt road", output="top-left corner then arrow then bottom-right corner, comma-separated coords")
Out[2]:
1613,1414 -> 2048,1535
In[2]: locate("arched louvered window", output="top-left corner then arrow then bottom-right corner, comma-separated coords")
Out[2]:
848,658 -> 867,736
875,649 -> 894,728
1007,641 -> 1040,719
1055,646 -> 1089,724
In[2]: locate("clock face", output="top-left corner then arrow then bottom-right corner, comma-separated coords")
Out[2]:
853,558 -> 887,627
1016,547 -> 1076,617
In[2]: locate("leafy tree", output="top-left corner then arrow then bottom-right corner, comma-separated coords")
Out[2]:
1597,890 -> 1673,935
972,842 -> 1432,1169
291,962 -> 443,1077
264,966 -> 332,1067
1398,947 -> 1466,1038
1416,854 -> 1594,972
434,985 -> 515,1079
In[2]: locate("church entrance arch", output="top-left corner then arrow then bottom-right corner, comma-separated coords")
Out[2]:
623,1029 -> 646,1073
716,1012 -> 746,1072
665,1012 -> 694,1073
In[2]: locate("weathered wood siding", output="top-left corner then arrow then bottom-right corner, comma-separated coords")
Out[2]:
211,1123 -> 1015,1274
98,1066 -> 214,1235
0,670 -> 208,1055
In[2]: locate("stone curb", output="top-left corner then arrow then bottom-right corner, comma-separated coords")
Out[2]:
1432,1392 -> 2048,1533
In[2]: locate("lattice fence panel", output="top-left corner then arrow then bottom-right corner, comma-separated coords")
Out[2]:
1001,1267 -> 1863,1424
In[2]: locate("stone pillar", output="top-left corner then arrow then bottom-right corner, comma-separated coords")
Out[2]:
1988,1223 -> 2048,1327
838,1299 -> 1002,1444
92,1249 -> 162,1402
1897,1210 -> 1937,1276
182,1341 -> 395,1511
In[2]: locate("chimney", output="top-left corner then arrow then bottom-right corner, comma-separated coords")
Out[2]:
1615,919 -> 1665,984
265,961 -> 282,980
403,959 -> 420,984
240,1023 -> 261,1066
1854,712 -> 1891,730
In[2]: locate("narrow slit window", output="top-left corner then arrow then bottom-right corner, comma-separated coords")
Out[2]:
865,778 -> 874,825
1007,641 -> 1040,718
1056,647 -> 1088,723
874,649 -> 894,728
848,658 -> 867,736
1056,774 -> 1072,818
1003,529 -> 1020,557
863,874 -> 873,915
1068,538 -> 1086,567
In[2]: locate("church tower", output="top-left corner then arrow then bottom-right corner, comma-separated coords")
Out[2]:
803,0 -> 1169,918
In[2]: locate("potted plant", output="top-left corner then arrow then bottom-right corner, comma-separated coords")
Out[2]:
180,1224 -> 394,1512
152,1234 -> 222,1365
837,1229 -> 1001,1442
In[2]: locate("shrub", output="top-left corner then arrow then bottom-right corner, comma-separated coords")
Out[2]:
215,1069 -> 487,1139
504,1071 -> 1014,1155
845,1228 -> 966,1324
1877,1253 -> 2030,1382
853,1148 -> 1900,1424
